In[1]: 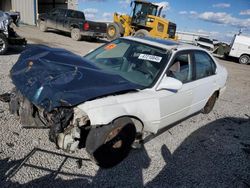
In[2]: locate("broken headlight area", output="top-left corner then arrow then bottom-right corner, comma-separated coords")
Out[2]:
0,88 -> 90,153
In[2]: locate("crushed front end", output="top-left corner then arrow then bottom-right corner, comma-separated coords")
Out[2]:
0,45 -> 142,154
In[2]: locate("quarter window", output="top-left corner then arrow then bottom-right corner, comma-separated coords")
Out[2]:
194,51 -> 216,79
167,53 -> 193,83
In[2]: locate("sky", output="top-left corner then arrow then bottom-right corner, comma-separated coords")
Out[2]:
78,0 -> 250,42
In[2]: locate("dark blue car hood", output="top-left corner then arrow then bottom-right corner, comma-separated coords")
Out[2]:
10,46 -> 143,112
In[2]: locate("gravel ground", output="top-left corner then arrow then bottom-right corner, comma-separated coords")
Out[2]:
0,26 -> 250,188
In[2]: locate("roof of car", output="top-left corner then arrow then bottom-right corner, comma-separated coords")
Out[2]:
124,36 -> 203,52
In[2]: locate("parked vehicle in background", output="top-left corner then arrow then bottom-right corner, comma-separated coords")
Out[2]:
1,37 -> 227,168
38,8 -> 107,41
228,34 -> 250,64
213,34 -> 250,65
0,11 -> 26,55
107,0 -> 177,40
195,37 -> 214,51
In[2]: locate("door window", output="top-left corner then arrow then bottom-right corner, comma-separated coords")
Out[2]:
50,9 -> 60,16
167,53 -> 193,83
194,51 -> 216,79
58,9 -> 66,17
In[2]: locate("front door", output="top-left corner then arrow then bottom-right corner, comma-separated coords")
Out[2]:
47,8 -> 60,28
157,51 -> 195,129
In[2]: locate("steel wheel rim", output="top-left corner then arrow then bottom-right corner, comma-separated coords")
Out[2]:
240,56 -> 248,64
108,27 -> 115,37
72,30 -> 79,39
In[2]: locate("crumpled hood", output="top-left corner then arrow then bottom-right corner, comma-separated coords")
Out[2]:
10,46 -> 143,112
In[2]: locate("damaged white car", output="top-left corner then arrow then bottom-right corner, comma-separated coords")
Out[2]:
0,37 -> 228,168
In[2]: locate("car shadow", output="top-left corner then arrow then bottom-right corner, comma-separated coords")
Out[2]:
145,116 -> 250,187
45,29 -> 108,44
1,117 -> 249,187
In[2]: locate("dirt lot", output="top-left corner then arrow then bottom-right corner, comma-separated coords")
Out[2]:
0,26 -> 250,188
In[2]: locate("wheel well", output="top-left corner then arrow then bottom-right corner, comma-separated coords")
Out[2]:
70,25 -> 80,29
112,116 -> 144,134
240,54 -> 250,58
215,90 -> 220,98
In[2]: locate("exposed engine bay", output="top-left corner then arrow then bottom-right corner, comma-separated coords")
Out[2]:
1,88 -> 90,153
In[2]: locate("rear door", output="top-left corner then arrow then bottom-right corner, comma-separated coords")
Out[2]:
57,9 -> 67,31
189,50 -> 217,114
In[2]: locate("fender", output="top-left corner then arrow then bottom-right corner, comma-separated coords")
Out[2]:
76,91 -> 161,134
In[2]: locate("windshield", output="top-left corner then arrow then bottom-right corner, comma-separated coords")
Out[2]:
134,3 -> 158,17
84,39 -> 169,87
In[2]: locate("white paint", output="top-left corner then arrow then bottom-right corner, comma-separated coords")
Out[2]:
229,34 -> 250,58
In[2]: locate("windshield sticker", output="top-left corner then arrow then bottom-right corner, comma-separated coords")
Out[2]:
104,43 -> 117,50
138,54 -> 162,63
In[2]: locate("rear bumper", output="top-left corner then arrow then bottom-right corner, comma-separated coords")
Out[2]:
80,31 -> 106,38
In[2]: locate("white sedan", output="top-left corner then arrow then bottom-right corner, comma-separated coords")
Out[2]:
5,36 -> 228,168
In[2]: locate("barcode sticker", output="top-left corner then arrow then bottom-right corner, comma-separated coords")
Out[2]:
138,54 -> 162,63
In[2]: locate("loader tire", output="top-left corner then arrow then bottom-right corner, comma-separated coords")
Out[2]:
134,29 -> 149,38
107,23 -> 121,40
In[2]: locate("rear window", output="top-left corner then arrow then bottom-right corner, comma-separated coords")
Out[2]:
67,10 -> 85,19
194,51 -> 216,79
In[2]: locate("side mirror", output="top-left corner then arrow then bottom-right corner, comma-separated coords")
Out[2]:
156,76 -> 183,91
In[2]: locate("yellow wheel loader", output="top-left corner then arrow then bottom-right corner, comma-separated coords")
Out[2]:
107,0 -> 177,40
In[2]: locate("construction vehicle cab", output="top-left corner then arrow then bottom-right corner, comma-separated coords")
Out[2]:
107,0 -> 177,40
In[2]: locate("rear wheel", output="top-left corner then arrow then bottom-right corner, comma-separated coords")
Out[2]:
107,23 -> 121,40
0,33 -> 8,55
86,118 -> 136,168
71,28 -> 82,41
39,21 -> 47,32
239,54 -> 250,65
202,92 -> 217,114
134,29 -> 149,38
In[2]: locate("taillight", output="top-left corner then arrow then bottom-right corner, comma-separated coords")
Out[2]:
83,22 -> 89,31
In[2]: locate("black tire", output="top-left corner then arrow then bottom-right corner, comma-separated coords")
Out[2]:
71,28 -> 82,41
116,22 -> 125,35
134,29 -> 149,38
202,92 -> 217,114
239,54 -> 250,65
0,33 -> 8,55
107,23 -> 121,40
86,117 -> 136,168
39,21 -> 47,32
